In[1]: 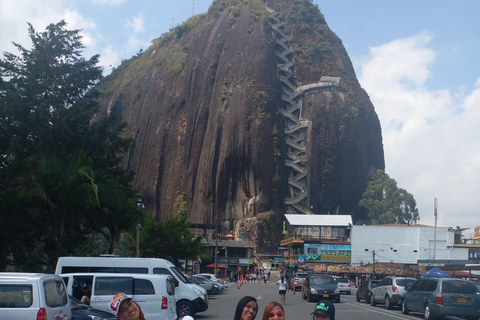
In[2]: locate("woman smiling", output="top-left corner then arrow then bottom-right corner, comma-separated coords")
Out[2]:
234,296 -> 258,320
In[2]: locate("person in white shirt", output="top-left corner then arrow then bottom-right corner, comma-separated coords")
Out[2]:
276,276 -> 287,304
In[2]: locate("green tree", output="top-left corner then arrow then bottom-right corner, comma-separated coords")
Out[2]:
358,169 -> 420,225
0,21 -> 137,271
15,151 -> 100,268
140,195 -> 208,268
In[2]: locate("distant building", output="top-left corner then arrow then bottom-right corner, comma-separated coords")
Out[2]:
351,225 -> 470,267
280,214 -> 353,269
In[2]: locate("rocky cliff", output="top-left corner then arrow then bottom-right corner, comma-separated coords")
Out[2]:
95,0 -> 384,250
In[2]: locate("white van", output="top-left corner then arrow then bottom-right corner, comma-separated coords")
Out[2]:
61,273 -> 176,320
55,257 -> 208,316
0,273 -> 72,320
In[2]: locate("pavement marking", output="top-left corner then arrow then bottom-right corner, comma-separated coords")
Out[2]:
342,300 -> 411,320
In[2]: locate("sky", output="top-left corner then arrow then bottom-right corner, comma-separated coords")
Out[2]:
1,0 -> 479,235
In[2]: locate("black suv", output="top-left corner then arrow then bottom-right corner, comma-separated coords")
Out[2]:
402,278 -> 480,320
302,273 -> 340,303
356,279 -> 380,304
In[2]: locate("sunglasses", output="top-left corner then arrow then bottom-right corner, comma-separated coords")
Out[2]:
269,311 -> 284,318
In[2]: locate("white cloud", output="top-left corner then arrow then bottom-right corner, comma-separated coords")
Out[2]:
90,0 -> 126,5
125,14 -> 149,52
359,33 -> 480,229
0,0 -> 101,59
126,14 -> 145,35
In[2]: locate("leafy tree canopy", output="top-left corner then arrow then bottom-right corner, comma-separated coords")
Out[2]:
358,169 -> 420,225
139,195 -> 209,269
0,21 -> 138,271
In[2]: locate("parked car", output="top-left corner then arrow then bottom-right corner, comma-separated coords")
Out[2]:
302,273 -> 340,303
334,277 -> 352,295
69,295 -> 116,320
196,273 -> 228,288
195,275 -> 224,292
356,279 -> 380,304
371,276 -> 416,309
293,273 -> 309,291
0,272 -> 72,320
61,273 -> 177,320
402,278 -> 480,320
187,275 -> 216,295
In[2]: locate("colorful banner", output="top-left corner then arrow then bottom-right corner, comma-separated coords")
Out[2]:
304,244 -> 351,263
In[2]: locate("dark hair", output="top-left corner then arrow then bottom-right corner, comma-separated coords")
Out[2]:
261,302 -> 284,320
234,296 -> 258,320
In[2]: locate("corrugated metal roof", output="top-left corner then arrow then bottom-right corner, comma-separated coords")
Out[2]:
285,214 -> 352,226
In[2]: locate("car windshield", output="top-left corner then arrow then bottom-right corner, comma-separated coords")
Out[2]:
193,277 -> 207,284
311,276 -> 335,285
170,267 -> 188,284
336,279 -> 349,283
296,274 -> 308,279
371,280 -> 380,287
396,279 -> 416,287
443,280 -> 479,294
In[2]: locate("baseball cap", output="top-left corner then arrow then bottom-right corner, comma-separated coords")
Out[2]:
311,300 -> 335,319
109,293 -> 132,316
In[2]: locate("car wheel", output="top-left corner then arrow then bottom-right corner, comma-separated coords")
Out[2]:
307,291 -> 314,302
371,295 -> 377,306
401,300 -> 409,314
335,296 -> 340,303
366,294 -> 371,304
177,300 -> 194,316
385,295 -> 392,309
424,304 -> 433,320
356,292 -> 360,302
347,291 -> 351,295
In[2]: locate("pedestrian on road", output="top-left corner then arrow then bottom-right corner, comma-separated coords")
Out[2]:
109,293 -> 146,320
276,276 -> 287,305
234,296 -> 258,320
261,301 -> 285,320
310,300 -> 335,320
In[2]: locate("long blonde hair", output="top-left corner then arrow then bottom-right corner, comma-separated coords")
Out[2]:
261,302 -> 285,320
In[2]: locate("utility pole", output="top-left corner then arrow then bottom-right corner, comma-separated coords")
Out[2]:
372,249 -> 383,279
433,198 -> 438,260
136,223 -> 141,257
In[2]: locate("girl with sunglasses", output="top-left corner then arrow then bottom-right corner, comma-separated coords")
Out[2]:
261,302 -> 285,320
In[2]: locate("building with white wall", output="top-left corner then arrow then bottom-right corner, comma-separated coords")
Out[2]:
351,225 -> 469,267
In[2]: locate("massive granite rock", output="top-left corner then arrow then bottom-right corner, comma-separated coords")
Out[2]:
95,0 -> 384,249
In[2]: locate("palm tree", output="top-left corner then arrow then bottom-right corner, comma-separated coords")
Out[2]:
16,151 -> 100,265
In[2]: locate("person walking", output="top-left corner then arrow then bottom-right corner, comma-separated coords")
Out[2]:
276,276 -> 287,305
261,301 -> 285,320
310,300 -> 335,320
234,296 -> 258,320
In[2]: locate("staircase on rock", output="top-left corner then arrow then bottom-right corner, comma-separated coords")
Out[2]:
268,6 -> 341,215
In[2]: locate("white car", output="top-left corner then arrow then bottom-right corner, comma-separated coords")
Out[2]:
196,273 -> 228,288
334,277 -> 352,295
0,273 -> 72,320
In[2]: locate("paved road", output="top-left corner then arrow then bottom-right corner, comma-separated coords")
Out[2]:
196,280 -> 465,320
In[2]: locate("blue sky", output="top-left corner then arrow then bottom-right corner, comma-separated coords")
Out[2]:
1,0 -> 479,234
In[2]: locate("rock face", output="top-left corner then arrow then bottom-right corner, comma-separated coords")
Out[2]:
95,0 -> 384,250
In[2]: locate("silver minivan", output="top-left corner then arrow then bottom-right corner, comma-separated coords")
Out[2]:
61,273 -> 177,320
402,278 -> 480,319
0,273 -> 72,320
